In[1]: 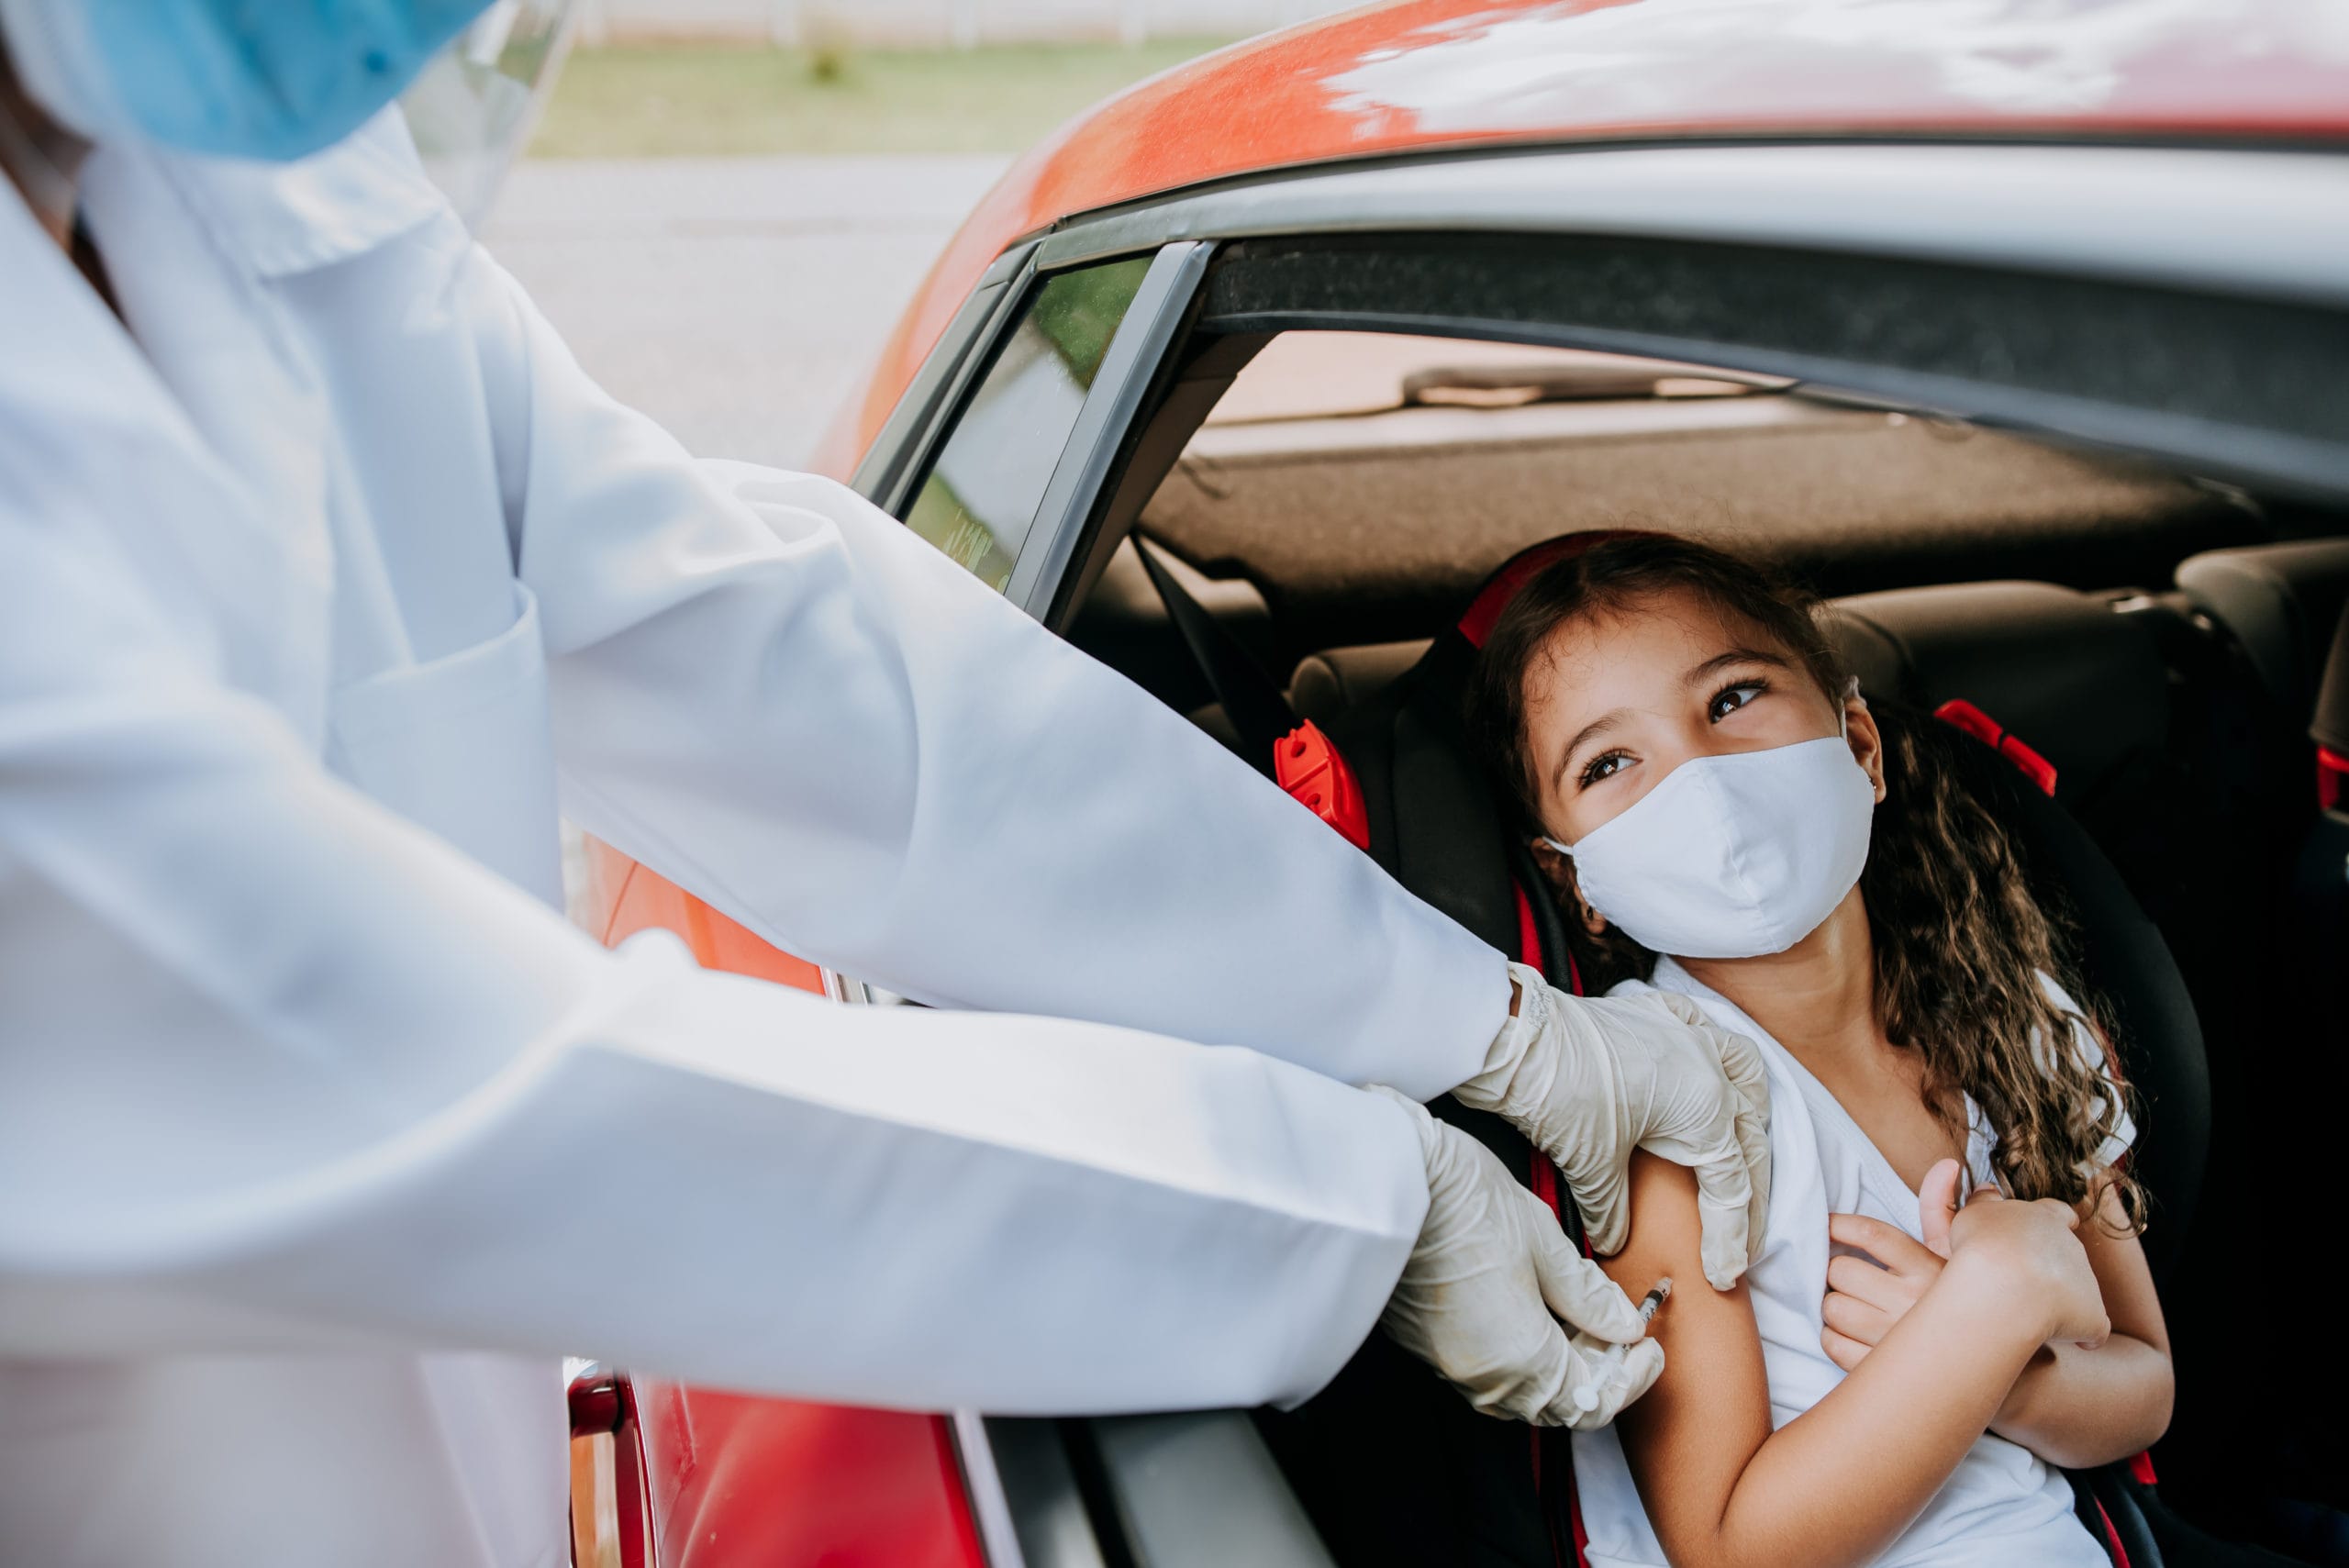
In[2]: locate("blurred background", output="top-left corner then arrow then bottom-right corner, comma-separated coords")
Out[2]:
484,3 -> 1359,468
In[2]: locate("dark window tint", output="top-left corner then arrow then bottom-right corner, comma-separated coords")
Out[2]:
906,257 -> 1152,590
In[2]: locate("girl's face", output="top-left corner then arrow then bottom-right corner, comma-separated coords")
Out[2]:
1522,586 -> 1886,851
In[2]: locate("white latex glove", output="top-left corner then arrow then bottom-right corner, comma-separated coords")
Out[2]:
1368,1084 -> 1665,1428
1454,963 -> 1771,1290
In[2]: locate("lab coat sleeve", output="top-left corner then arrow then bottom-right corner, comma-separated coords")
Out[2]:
0,492 -> 1422,1409
483,263 -> 1508,1101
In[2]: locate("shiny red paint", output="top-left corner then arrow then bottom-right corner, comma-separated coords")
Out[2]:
630,1383 -> 985,1568
589,837 -> 828,992
586,849 -> 986,1568
804,0 -> 2349,482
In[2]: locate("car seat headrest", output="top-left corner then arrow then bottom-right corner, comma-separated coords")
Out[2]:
1291,640 -> 1432,727
2175,539 -> 2349,721
1827,582 -> 2168,810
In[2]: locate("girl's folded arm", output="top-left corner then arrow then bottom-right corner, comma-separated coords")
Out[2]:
1990,1178 -> 2172,1469
1604,1152 -> 2053,1568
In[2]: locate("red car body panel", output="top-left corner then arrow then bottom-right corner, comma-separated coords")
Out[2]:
581,3 -> 2348,1559
589,838 -> 829,994
591,843 -> 985,1568
630,1384 -> 984,1568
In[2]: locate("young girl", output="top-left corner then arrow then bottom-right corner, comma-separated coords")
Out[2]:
1465,535 -> 2173,1568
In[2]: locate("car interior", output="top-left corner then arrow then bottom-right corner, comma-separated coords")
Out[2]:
1036,325 -> 2349,1567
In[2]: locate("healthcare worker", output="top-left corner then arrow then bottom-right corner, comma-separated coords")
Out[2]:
0,5 -> 1771,1564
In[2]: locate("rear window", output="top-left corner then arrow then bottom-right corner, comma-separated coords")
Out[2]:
906,257 -> 1153,590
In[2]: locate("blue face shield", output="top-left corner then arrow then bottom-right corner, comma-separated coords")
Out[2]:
1,0 -> 495,161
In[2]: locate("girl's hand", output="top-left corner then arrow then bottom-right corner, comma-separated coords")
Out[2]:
1945,1184 -> 2110,1351
1820,1157 -> 1964,1371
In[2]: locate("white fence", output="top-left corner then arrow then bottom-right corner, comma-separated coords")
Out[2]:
577,0 -> 1363,46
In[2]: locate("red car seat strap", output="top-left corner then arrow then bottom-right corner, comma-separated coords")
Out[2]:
1934,698 -> 2060,796
2318,745 -> 2348,812
1275,721 -> 1371,850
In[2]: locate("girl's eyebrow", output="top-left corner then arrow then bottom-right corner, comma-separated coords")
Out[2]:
1552,710 -> 1625,791
1547,651 -> 1798,791
1683,648 -> 1794,687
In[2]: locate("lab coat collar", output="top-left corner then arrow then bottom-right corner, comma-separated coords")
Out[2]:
147,107 -> 450,280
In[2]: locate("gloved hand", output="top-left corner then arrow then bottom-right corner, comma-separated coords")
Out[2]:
1453,962 -> 1770,1290
1369,1085 -> 1665,1428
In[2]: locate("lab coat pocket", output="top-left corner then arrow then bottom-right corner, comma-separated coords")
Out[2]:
327,584 -> 564,908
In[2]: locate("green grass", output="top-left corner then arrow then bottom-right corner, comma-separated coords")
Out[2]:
529,39 -> 1239,158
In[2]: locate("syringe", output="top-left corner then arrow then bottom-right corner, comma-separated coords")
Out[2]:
1572,1276 -> 1672,1414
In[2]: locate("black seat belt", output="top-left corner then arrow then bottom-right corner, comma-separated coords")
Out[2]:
1131,535 -> 1300,771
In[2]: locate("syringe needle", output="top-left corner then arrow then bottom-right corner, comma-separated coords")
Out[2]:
1572,1276 -> 1673,1414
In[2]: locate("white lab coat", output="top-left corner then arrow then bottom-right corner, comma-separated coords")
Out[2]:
0,116 -> 1505,1566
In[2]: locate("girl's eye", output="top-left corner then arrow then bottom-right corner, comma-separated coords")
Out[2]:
1578,750 -> 1630,789
1709,680 -> 1768,722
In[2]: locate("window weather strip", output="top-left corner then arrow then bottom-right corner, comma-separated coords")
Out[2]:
853,241 -> 1039,514
1008,241 -> 1217,617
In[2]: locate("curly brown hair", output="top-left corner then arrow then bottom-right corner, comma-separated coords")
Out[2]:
1465,535 -> 2146,1230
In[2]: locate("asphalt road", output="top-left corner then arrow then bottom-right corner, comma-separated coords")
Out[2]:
484,154 -> 1015,472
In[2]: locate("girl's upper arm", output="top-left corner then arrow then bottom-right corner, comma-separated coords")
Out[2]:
2081,1177 -> 2167,1356
1602,1151 -> 1776,1563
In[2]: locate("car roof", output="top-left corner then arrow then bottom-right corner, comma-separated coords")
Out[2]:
815,0 -> 2349,480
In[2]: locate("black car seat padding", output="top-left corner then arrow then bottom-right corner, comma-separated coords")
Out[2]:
1928,718 -> 2210,1280
2176,539 -> 2349,725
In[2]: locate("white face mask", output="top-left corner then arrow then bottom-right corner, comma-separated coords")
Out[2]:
1544,735 -> 1876,959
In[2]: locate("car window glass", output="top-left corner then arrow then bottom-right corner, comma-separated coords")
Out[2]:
906,257 -> 1152,591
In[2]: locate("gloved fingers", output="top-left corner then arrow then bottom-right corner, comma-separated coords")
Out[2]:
1624,995 -> 1773,1269
1567,1145 -> 1636,1258
1705,1020 -> 1774,1264
1732,1084 -> 1771,1263
1705,1018 -> 1771,1124
1637,987 -> 1711,1029
1522,1187 -> 1644,1342
1631,989 -> 1760,1102
1532,1335 -> 1665,1429
1689,1148 -> 1756,1292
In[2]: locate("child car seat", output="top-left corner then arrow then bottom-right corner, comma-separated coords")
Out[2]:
1135,530 -> 2256,1568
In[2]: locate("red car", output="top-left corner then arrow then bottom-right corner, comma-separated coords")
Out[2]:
570,3 -> 2349,1563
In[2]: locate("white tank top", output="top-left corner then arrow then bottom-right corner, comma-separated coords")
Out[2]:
1572,958 -> 2133,1568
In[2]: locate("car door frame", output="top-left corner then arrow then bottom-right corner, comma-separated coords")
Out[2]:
857,239 -> 1219,615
